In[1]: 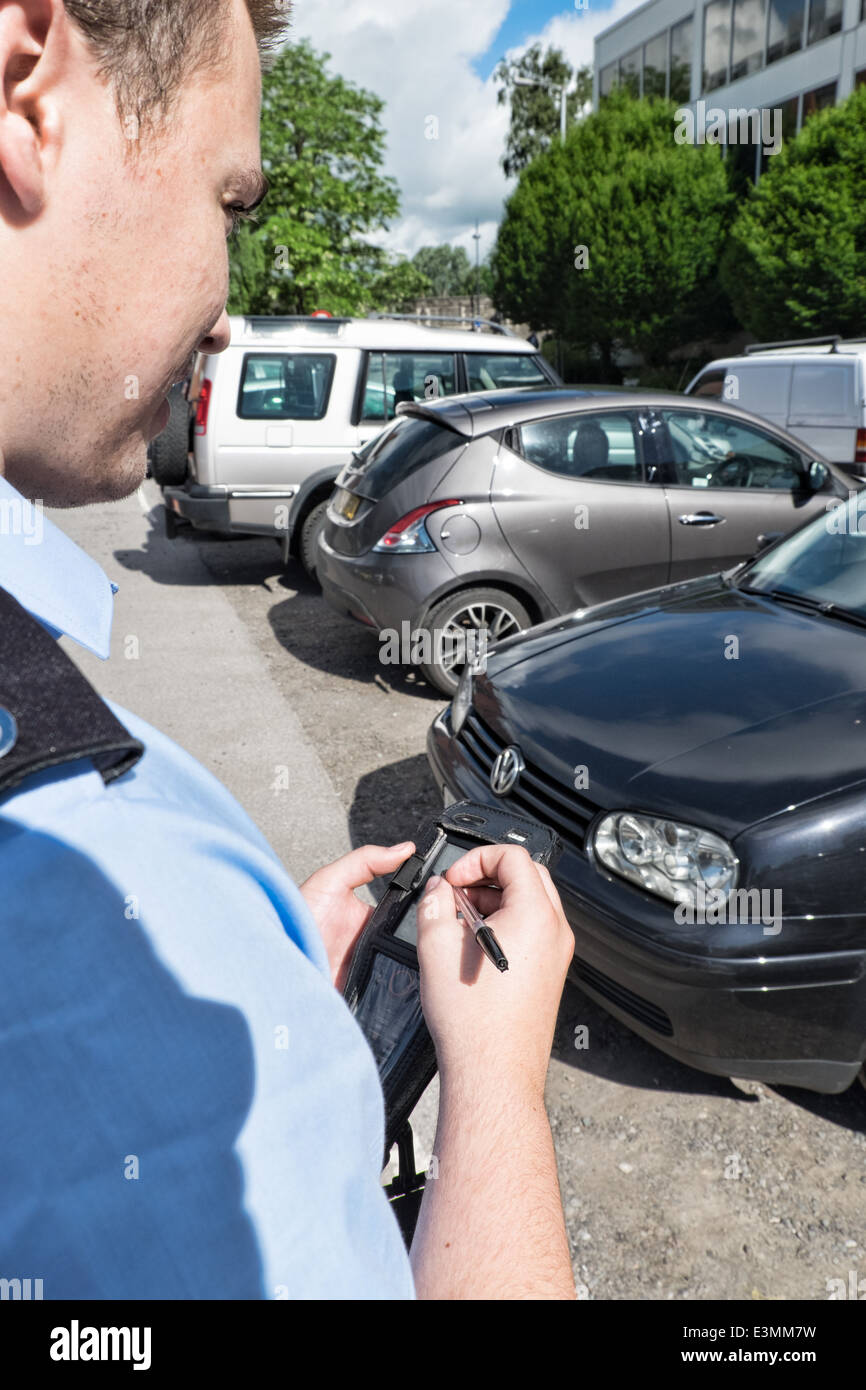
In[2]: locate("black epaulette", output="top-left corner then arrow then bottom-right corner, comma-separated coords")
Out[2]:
0,585 -> 144,799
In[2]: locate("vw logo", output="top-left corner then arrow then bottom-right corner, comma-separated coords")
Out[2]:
490,745 -> 524,797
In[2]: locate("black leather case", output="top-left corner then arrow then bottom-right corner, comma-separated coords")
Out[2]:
343,800 -> 562,1157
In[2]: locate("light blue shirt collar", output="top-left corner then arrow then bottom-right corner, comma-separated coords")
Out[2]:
0,475 -> 115,658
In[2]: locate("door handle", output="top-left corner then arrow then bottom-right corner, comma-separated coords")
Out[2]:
678,512 -> 725,526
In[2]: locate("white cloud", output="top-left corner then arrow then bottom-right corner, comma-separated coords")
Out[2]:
506,0 -> 644,74
286,0 -> 644,259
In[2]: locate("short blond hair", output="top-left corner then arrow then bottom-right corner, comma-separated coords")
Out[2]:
64,0 -> 291,131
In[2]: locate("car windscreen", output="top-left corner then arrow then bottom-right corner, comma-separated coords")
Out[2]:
740,495 -> 866,617
343,416 -> 464,500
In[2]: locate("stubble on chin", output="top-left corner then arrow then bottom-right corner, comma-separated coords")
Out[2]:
7,434 -> 149,508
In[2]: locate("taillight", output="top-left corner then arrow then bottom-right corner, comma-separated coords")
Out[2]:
372,500 -> 462,554
856,428 -> 866,465
194,378 -> 212,436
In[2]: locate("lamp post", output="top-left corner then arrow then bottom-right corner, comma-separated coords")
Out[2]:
472,221 -> 481,321
511,71 -> 568,142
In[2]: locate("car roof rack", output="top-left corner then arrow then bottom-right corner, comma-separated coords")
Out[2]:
243,315 -> 353,326
366,312 -> 519,338
744,334 -> 842,354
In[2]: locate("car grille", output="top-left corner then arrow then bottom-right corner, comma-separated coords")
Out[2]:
458,711 -> 600,853
572,957 -> 674,1038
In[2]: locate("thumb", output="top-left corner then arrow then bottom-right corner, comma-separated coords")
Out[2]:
331,840 -> 415,892
416,873 -> 464,968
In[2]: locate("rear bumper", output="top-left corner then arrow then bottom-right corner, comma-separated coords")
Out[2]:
427,708 -> 866,1094
163,482 -> 296,536
317,530 -> 455,632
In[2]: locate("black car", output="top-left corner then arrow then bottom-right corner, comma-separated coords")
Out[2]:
427,494 -> 866,1094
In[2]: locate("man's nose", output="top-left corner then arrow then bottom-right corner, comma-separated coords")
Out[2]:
197,311 -> 232,356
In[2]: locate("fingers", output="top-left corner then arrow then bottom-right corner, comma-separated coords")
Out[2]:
315,841 -> 415,892
417,873 -> 462,942
444,843 -> 549,917
459,884 -> 503,918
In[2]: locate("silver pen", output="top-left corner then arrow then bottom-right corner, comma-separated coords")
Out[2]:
451,883 -> 509,972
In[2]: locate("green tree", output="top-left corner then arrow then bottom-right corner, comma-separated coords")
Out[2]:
411,244 -> 474,297
228,40 -> 424,316
492,88 -> 734,372
494,43 -> 593,178
721,86 -> 866,340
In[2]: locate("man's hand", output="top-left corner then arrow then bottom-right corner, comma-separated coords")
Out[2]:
411,844 -> 577,1300
416,843 -> 574,1096
299,842 -> 415,992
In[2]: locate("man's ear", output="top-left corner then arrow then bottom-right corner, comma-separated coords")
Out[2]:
0,0 -> 68,219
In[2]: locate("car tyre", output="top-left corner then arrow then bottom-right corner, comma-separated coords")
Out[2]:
419,587 -> 532,696
299,499 -> 330,582
148,384 -> 191,489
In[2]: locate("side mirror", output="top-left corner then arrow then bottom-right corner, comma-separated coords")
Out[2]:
756,531 -> 783,552
804,459 -> 829,492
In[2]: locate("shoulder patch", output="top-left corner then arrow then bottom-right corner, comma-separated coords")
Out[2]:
0,586 -> 144,798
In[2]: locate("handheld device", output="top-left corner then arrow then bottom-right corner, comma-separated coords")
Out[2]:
342,800 -> 562,1188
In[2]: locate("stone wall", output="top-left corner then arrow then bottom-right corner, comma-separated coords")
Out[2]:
400,294 -> 536,343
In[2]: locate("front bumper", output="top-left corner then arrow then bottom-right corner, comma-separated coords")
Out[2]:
427,708 -> 866,1094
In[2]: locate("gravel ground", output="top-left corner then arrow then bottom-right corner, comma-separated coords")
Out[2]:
152,518 -> 866,1301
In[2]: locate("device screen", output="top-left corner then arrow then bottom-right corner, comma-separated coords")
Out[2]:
392,835 -> 476,946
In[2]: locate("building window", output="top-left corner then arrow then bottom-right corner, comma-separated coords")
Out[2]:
620,46 -> 642,96
643,32 -> 668,98
731,0 -> 767,78
599,61 -> 618,99
766,0 -> 806,64
703,0 -> 732,91
670,17 -> 694,101
807,0 -> 843,44
802,80 -> 836,118
857,67 -> 866,85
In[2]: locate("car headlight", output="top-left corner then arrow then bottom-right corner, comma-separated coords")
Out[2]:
593,812 -> 738,907
450,663 -> 474,736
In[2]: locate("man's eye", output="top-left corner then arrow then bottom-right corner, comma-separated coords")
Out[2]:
228,205 -> 258,238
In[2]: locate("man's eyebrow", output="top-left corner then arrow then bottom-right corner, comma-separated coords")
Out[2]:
233,168 -> 270,209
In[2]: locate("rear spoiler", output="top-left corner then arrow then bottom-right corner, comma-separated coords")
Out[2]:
396,397 -> 496,439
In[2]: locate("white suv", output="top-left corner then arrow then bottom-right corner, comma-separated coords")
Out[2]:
155,314 -> 559,576
686,336 -> 866,479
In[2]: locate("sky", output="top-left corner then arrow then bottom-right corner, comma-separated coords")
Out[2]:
289,0 -> 646,265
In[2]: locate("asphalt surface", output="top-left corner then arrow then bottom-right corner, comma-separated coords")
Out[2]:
51,481 -> 866,1301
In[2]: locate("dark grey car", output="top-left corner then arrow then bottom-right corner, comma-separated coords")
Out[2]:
317,388 -> 851,693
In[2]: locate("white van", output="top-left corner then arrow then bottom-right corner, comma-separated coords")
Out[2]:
157,314 -> 559,575
686,336 -> 866,479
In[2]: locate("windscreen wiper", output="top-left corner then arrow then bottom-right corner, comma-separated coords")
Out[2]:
739,585 -> 866,628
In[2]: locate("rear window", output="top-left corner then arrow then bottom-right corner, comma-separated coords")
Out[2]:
348,416 -> 464,498
465,353 -> 550,391
237,353 -> 336,420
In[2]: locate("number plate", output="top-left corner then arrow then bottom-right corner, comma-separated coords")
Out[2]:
333,488 -> 361,520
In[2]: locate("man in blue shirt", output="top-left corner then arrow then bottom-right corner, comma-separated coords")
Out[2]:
0,0 -> 576,1299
